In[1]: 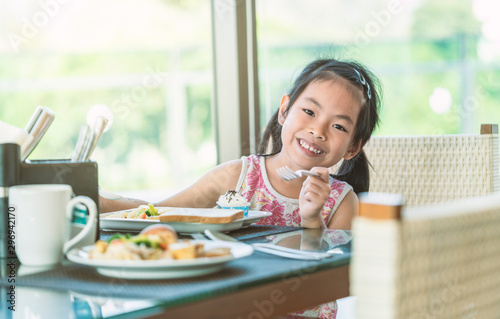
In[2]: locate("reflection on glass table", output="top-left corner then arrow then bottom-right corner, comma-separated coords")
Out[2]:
1,227 -> 352,319
248,228 -> 352,253
2,260 -> 159,319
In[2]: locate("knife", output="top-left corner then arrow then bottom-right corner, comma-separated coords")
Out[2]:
71,125 -> 90,162
22,107 -> 55,161
204,230 -> 337,260
80,116 -> 109,161
24,105 -> 44,134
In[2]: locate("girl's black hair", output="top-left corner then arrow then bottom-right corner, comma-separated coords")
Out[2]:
257,58 -> 381,194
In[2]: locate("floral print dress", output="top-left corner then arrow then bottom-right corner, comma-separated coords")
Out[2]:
234,155 -> 353,319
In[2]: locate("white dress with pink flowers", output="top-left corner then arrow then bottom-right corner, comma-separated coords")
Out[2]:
234,155 -> 353,318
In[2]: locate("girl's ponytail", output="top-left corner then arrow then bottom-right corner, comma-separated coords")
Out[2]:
257,109 -> 282,155
332,150 -> 370,194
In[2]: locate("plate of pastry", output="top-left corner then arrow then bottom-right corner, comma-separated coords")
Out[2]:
99,205 -> 272,233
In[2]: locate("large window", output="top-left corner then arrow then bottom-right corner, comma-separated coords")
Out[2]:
0,0 -> 215,193
2,0 -> 499,194
256,0 -> 500,136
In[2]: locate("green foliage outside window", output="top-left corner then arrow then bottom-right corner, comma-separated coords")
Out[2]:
1,0 -> 499,192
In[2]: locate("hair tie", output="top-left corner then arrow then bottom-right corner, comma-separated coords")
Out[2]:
353,68 -> 372,100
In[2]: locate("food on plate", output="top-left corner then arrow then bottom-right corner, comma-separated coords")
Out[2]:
217,190 -> 249,207
141,224 -> 178,248
169,241 -> 200,259
158,208 -> 244,224
103,203 -> 167,220
216,190 -> 250,217
89,224 -> 231,260
203,247 -> 232,257
102,205 -> 244,224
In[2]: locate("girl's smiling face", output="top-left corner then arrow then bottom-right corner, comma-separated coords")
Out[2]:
278,78 -> 364,170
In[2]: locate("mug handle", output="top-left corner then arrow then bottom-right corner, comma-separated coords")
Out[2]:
63,196 -> 97,254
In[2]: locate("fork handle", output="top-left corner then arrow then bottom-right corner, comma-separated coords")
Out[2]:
252,243 -> 334,257
298,170 -> 320,178
254,246 -> 329,260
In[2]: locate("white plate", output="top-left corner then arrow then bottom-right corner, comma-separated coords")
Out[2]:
100,209 -> 272,232
241,210 -> 273,227
66,240 -> 253,279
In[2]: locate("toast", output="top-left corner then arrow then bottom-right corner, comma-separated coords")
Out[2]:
159,208 -> 244,224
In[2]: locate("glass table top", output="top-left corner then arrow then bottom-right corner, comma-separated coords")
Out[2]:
1,227 -> 352,318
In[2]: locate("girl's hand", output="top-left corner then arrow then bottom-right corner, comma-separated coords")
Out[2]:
299,167 -> 331,228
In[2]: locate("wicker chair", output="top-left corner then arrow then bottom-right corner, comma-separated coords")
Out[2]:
351,192 -> 500,319
362,124 -> 500,207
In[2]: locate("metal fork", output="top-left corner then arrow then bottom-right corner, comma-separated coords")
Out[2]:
191,233 -> 208,240
277,166 -> 319,181
205,230 -> 336,260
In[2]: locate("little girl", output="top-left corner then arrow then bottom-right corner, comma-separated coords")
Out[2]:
101,58 -> 381,318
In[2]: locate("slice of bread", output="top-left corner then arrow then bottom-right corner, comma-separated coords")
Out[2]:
159,208 -> 244,224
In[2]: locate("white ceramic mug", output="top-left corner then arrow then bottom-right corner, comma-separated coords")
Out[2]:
70,202 -> 97,248
14,286 -> 74,319
9,184 -> 97,266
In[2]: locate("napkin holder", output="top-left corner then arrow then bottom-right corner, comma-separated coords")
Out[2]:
20,159 -> 100,242
20,159 -> 99,207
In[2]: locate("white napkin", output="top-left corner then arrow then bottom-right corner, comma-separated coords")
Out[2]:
0,120 -> 34,155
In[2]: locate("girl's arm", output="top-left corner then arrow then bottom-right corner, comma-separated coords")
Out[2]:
99,159 -> 243,213
155,159 -> 243,208
99,196 -> 149,214
327,190 -> 358,230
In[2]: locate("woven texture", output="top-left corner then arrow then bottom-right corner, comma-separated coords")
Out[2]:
363,133 -> 500,206
351,195 -> 500,319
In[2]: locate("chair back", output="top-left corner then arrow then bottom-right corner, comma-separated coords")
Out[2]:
351,192 -> 500,318
363,124 -> 499,206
